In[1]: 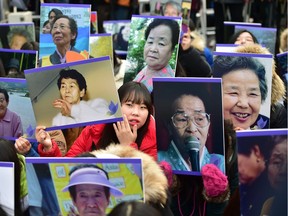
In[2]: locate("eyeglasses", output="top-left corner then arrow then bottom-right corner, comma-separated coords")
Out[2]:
171,112 -> 210,129
52,24 -> 70,31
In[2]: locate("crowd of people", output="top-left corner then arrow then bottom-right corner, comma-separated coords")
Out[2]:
0,0 -> 287,216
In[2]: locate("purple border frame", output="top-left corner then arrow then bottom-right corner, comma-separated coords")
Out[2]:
236,129 -> 288,137
0,48 -> 37,55
276,51 -> 288,58
103,20 -> 131,24
0,22 -> 34,27
41,3 -> 91,8
132,14 -> 182,20
153,77 -> 221,83
0,162 -> 14,168
235,25 -> 277,32
25,157 -> 142,164
90,33 -> 112,37
213,51 -> 273,58
224,21 -> 261,26
25,56 -> 110,74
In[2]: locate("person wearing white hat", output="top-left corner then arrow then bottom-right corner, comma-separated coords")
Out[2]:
63,164 -> 123,216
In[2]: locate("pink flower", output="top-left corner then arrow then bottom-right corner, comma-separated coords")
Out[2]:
201,164 -> 228,197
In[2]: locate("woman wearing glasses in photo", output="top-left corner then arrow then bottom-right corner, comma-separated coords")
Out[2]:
157,93 -> 225,172
40,15 -> 88,66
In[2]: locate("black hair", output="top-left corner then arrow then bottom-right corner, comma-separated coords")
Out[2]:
48,8 -> 63,19
145,18 -> 180,51
68,164 -> 110,202
20,41 -> 39,51
229,29 -> 259,44
0,88 -> 9,102
51,15 -> 78,47
43,20 -> 50,28
108,201 -> 162,216
213,55 -> 268,102
237,135 -> 273,161
96,81 -> 153,150
57,69 -> 87,98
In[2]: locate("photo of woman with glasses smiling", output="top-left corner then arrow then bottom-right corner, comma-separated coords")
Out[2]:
153,77 -> 225,174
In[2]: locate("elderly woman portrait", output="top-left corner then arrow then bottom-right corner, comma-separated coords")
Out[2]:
40,15 -> 89,66
125,16 -> 181,93
154,79 -> 225,174
213,55 -> 269,130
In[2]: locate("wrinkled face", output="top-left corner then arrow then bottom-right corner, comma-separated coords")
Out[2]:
173,95 -> 210,148
121,98 -> 149,130
268,140 -> 287,190
42,22 -> 51,34
51,18 -> 76,48
0,93 -> 8,119
234,32 -> 255,45
164,4 -> 180,17
73,184 -> 109,216
238,150 -> 263,184
144,25 -> 173,71
10,35 -> 27,50
222,69 -> 262,130
59,78 -> 85,105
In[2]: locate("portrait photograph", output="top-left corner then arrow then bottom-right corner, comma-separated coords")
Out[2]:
236,129 -> 287,216
0,162 -> 14,216
234,25 -> 277,54
213,52 -> 273,129
24,57 -> 122,131
103,20 -> 131,55
0,22 -> 35,50
0,77 -> 37,140
89,33 -> 113,62
25,157 -> 144,216
153,77 -> 225,175
0,48 -> 37,78
123,15 -> 182,93
39,3 -> 91,64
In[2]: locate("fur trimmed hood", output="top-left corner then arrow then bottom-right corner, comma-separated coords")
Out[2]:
235,44 -> 286,105
91,144 -> 168,206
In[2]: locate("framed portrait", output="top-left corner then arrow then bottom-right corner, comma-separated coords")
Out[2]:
153,77 -> 225,175
89,33 -> 113,62
0,77 -> 37,140
26,157 -> 144,216
103,20 -> 131,56
234,25 -> 277,54
39,3 -> 91,61
236,129 -> 287,216
0,22 -> 35,49
0,48 -> 37,78
0,162 -> 14,216
213,52 -> 273,129
24,56 -> 122,131
123,15 -> 182,92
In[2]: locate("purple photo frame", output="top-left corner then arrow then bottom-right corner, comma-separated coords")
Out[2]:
25,157 -> 144,216
153,77 -> 225,175
24,56 -> 122,131
0,77 -> 37,140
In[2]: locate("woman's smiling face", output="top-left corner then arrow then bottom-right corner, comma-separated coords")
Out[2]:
222,69 -> 262,130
